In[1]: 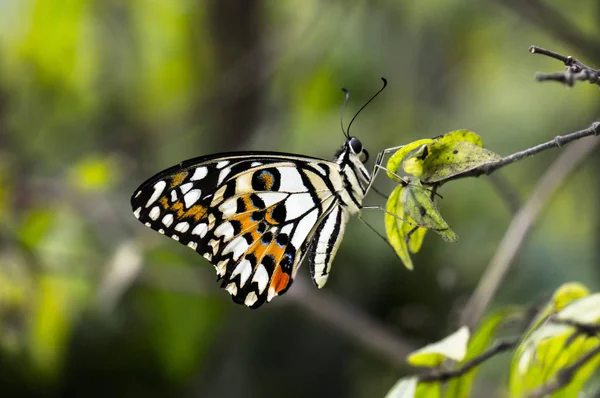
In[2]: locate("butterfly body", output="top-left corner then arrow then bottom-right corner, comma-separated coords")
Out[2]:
131,139 -> 371,308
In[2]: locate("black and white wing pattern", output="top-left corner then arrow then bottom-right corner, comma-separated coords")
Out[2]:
131,151 -> 365,308
307,205 -> 348,289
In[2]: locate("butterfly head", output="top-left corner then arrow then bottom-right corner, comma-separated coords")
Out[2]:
347,136 -> 369,163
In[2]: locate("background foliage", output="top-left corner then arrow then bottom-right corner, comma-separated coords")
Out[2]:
0,0 -> 599,397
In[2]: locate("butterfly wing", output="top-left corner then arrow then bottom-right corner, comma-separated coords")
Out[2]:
307,205 -> 349,289
131,152 -> 342,308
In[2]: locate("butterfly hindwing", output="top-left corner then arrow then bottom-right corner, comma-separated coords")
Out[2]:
131,152 -> 344,308
308,205 -> 348,289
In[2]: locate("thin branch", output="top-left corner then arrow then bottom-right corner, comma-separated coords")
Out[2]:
446,122 -> 600,182
550,317 -> 600,337
528,343 -> 600,398
460,134 -> 600,328
529,45 -> 572,64
418,338 -> 519,383
530,45 -> 600,87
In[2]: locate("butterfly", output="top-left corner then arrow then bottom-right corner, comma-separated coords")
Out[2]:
131,79 -> 389,308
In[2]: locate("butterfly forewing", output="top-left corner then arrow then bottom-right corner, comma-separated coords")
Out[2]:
131,152 -> 345,308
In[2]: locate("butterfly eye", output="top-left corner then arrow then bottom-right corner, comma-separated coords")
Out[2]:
349,137 -> 363,154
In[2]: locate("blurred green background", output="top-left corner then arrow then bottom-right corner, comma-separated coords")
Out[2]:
0,0 -> 599,397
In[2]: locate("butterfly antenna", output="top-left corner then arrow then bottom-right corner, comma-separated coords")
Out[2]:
340,87 -> 351,139
347,77 -> 387,136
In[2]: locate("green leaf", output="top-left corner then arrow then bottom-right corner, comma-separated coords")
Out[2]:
386,139 -> 436,180
509,291 -> 600,397
554,293 -> 600,324
385,185 -> 418,270
415,382 -> 442,398
406,224 -> 428,253
385,377 -> 418,398
401,180 -> 457,243
403,140 -> 501,183
551,283 -> 591,312
523,283 -> 591,347
385,180 -> 456,269
408,326 -> 470,367
385,130 -> 501,183
435,129 -> 484,147
446,308 -> 523,398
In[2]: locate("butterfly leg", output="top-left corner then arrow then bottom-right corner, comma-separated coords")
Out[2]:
374,164 -> 444,200
374,164 -> 409,185
359,205 -> 415,226
364,145 -> 406,195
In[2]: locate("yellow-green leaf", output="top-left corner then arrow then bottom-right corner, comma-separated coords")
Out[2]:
385,130 -> 500,183
524,283 -> 590,345
510,326 -> 600,397
446,308 -> 524,398
509,291 -> 600,397
385,185 -> 415,270
401,144 -> 429,177
386,139 -> 435,180
404,140 -> 501,183
401,180 -> 457,243
415,381 -> 442,398
408,326 -> 470,367
435,129 -> 484,147
555,293 -> 600,324
552,282 -> 590,312
406,224 -> 427,253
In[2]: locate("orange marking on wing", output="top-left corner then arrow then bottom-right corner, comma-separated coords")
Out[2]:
171,201 -> 207,221
159,197 -> 170,209
248,239 -> 269,264
260,172 -> 274,190
172,202 -> 184,214
240,195 -> 258,212
184,205 -> 207,221
264,205 -> 281,225
170,171 -> 188,188
264,242 -> 286,262
231,213 -> 257,233
270,266 -> 290,294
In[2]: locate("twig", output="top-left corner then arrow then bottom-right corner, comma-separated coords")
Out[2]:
530,45 -> 600,87
550,317 -> 600,337
446,122 -> 600,182
460,134 -> 600,328
418,338 -> 519,383
285,276 -> 418,365
528,343 -> 600,398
